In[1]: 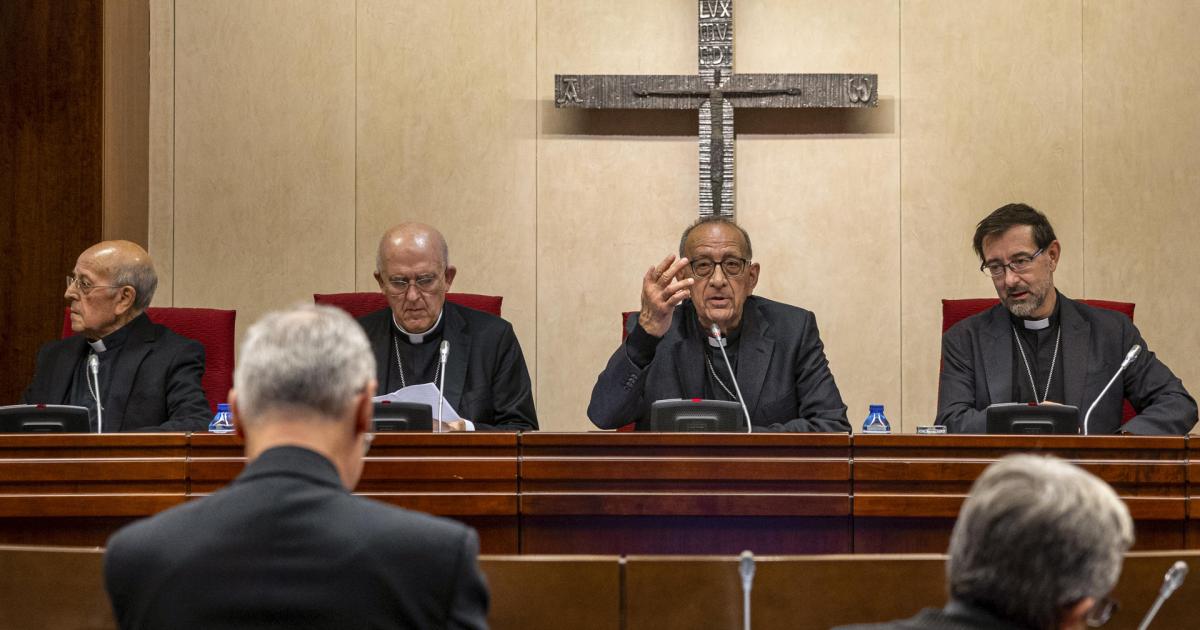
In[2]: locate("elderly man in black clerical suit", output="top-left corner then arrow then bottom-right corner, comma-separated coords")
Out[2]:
104,305 -> 490,629
20,240 -> 210,431
587,217 -> 849,432
358,222 -> 537,431
833,455 -> 1132,630
937,203 -> 1196,435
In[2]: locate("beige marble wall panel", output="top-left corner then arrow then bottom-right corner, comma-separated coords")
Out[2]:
172,0 -> 356,340
538,0 -> 702,431
900,0 -> 1084,428
1082,1 -> 1200,420
148,0 -> 174,306
356,0 -> 538,396
735,1 -> 901,429
538,1 -> 898,431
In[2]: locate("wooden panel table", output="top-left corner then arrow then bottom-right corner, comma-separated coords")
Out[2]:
519,432 -> 853,554
853,434 -> 1189,553
189,432 -> 521,553
0,433 -> 188,546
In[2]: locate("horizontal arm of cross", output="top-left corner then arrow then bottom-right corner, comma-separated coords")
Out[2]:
555,73 -> 878,110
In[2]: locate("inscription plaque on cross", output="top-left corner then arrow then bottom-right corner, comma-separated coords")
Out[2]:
555,0 -> 878,219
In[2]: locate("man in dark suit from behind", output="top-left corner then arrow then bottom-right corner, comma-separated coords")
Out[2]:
104,304 -> 489,629
21,240 -> 210,431
832,455 -> 1132,630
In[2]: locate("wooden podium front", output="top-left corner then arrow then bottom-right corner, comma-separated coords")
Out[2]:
0,431 -> 1194,554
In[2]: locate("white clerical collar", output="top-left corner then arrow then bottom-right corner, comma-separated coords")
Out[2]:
1022,317 -> 1051,330
392,309 -> 444,344
706,335 -> 727,348
88,339 -> 107,353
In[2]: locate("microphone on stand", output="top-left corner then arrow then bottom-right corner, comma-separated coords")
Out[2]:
1083,345 -> 1141,435
1136,560 -> 1188,630
739,550 -> 755,630
436,341 -> 449,432
87,354 -> 103,434
710,323 -> 752,434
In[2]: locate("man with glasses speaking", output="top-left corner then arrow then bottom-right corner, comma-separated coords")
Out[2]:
21,240 -> 210,431
937,203 -> 1196,434
361,223 -> 537,431
588,217 -> 850,432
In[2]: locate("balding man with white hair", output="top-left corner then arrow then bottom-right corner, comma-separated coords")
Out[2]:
21,240 -> 210,431
361,222 -> 537,431
833,454 -> 1134,630
104,304 -> 490,629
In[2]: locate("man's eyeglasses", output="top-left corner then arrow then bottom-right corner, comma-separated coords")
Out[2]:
382,274 -> 441,295
65,274 -> 121,295
1085,596 -> 1118,627
980,248 -> 1045,278
690,257 -> 749,279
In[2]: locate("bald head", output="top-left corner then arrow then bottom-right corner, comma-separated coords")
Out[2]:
80,241 -> 158,311
375,223 -> 449,274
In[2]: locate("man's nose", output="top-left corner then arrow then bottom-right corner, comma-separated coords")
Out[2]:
709,265 -> 729,287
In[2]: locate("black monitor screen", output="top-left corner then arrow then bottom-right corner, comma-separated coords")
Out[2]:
0,405 -> 91,433
985,403 -> 1079,435
650,399 -> 745,432
372,402 -> 433,432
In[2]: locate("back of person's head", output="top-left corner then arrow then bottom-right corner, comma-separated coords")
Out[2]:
946,455 -> 1133,630
233,304 -> 375,424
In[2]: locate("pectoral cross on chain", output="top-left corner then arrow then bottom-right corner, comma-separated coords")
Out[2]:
555,0 -> 878,219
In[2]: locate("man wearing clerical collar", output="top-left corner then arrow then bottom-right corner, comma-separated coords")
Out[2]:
587,217 -> 850,432
358,223 -> 537,431
937,203 -> 1197,434
21,241 -> 211,431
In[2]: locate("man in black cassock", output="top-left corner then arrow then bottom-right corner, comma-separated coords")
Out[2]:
937,203 -> 1196,434
587,217 -> 849,432
358,222 -> 537,431
21,240 -> 210,431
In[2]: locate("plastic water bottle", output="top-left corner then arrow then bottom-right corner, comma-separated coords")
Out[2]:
861,404 -> 891,434
208,403 -> 235,433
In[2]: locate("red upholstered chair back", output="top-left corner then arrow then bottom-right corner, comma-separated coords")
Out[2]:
62,307 -> 235,414
313,292 -> 503,319
940,298 -> 1137,422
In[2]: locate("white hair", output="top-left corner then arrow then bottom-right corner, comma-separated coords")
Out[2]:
946,454 -> 1134,629
112,256 -> 158,311
234,304 -> 374,424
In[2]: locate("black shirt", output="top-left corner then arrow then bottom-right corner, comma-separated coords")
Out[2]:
65,315 -> 138,432
382,313 -> 446,393
1009,302 -> 1065,404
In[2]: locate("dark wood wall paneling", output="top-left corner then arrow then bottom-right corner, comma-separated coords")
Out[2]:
0,1 -> 105,404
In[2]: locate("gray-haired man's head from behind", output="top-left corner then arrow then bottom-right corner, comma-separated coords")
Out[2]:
233,304 -> 376,425
946,454 -> 1133,630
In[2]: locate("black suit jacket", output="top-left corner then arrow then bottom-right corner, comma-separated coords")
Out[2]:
831,601 -> 1029,630
20,313 -> 211,431
104,446 -> 490,630
359,302 -> 537,431
588,296 -> 850,432
937,292 -> 1197,435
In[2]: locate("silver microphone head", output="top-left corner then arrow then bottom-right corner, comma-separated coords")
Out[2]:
87,354 -> 99,371
1123,344 -> 1142,367
710,323 -> 722,338
739,550 -> 755,582
439,340 -> 449,360
1164,560 -> 1189,593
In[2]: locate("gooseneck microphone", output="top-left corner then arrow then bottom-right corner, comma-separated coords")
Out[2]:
436,341 -> 450,432
1136,560 -> 1188,630
711,323 -> 752,433
739,550 -> 755,630
1083,345 -> 1141,435
87,354 -> 103,434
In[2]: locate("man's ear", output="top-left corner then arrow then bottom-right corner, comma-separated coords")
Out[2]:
373,269 -> 386,291
230,390 -> 246,440
354,380 -> 377,437
113,286 -> 137,316
745,262 -> 760,293
443,265 -> 457,289
1047,240 -> 1061,271
1058,597 -> 1093,630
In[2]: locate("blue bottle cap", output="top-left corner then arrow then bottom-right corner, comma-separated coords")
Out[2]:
868,404 -> 884,413
216,403 -> 230,412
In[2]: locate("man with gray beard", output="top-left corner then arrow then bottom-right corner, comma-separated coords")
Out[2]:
935,203 -> 1195,434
